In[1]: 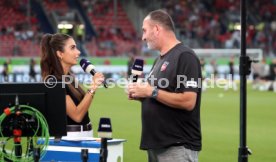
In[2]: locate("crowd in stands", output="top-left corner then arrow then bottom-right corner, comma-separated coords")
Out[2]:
160,0 -> 276,56
82,0 -> 140,56
0,0 -> 276,57
0,0 -> 43,56
72,0 -> 276,57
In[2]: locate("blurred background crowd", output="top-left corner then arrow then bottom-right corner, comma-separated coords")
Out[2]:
0,0 -> 276,57
0,0 -> 276,91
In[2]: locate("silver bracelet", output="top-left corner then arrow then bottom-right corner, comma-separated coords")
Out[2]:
87,89 -> 95,95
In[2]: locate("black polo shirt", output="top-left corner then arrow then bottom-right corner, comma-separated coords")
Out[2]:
140,43 -> 202,151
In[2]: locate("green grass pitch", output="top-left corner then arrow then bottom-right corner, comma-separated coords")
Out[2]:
91,85 -> 276,162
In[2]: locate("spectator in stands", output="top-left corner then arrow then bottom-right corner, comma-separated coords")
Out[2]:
127,9 -> 202,162
40,33 -> 105,137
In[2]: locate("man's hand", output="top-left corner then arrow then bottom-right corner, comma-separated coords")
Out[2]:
127,82 -> 153,99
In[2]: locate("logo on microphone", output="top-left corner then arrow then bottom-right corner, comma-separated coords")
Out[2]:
134,65 -> 143,69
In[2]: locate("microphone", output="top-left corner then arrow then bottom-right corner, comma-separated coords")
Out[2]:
80,59 -> 108,88
130,58 -> 144,82
98,117 -> 112,139
98,118 -> 112,162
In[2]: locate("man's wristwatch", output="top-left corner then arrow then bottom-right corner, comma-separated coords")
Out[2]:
151,87 -> 159,99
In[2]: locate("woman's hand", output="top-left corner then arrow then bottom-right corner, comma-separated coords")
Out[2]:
92,72 -> 105,89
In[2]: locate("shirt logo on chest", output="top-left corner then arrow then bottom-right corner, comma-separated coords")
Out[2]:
160,61 -> 169,72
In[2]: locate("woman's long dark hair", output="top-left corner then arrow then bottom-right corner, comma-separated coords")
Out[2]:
40,33 -> 85,102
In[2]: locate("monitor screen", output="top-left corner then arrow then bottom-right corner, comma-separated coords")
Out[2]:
0,83 -> 67,137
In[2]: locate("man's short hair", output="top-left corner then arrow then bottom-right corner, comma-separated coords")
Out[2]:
147,9 -> 175,32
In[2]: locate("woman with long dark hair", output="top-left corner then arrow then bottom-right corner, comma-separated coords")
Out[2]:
40,33 -> 104,137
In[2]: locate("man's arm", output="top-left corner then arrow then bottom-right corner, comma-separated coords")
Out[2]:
128,83 -> 197,111
155,88 -> 197,111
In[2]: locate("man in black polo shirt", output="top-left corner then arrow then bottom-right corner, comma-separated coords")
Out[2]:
127,9 -> 202,162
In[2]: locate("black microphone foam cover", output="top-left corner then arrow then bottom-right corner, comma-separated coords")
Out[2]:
98,118 -> 112,138
80,58 -> 96,74
131,59 -> 144,76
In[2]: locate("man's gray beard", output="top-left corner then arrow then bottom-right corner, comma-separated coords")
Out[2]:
147,42 -> 155,50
